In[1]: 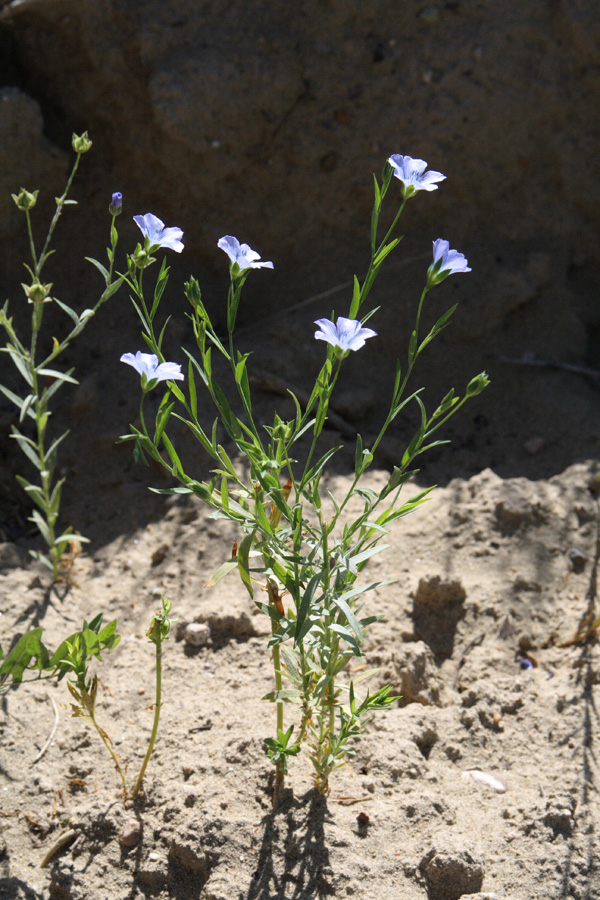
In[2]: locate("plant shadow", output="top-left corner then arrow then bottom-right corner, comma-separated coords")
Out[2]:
245,789 -> 333,900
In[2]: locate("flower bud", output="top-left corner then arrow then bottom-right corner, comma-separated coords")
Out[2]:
72,131 -> 93,154
271,415 -> 293,443
109,191 -> 123,216
12,188 -> 39,211
184,277 -> 202,309
22,280 -> 53,304
131,243 -> 156,269
465,371 -> 490,397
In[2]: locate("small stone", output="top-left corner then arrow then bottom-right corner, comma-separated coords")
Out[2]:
119,818 -> 143,848
184,622 -> 211,647
419,845 -> 485,900
151,544 -> 169,566
568,547 -> 587,573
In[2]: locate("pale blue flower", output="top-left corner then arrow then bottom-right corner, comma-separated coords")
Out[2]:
427,239 -> 471,285
218,235 -> 274,274
133,213 -> 184,253
388,154 -> 446,198
120,351 -> 184,387
314,316 -> 377,353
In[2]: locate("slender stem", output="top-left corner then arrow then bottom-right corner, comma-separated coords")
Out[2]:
37,153 -> 83,274
268,579 -> 285,805
300,358 -> 342,484
131,638 -> 163,799
25,210 -> 38,271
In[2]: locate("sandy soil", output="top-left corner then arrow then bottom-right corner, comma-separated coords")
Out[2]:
1,453 -> 599,900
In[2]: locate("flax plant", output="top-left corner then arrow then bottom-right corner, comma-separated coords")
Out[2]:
120,155 -> 489,798
0,133 -> 124,581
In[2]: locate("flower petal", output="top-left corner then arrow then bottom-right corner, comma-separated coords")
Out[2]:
120,351 -> 159,378
154,362 -> 185,382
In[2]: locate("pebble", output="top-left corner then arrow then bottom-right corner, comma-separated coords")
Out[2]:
419,845 -> 485,900
119,818 -> 143,848
568,547 -> 587,573
184,622 -> 212,647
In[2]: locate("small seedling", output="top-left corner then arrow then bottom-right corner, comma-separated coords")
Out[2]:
0,598 -> 175,799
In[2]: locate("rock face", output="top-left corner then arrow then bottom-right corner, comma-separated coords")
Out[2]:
1,1 -> 598,286
1,0 -> 599,482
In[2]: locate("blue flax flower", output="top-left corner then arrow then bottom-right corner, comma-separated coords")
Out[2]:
120,351 -> 184,389
133,213 -> 184,253
388,154 -> 446,198
218,235 -> 274,275
314,316 -> 377,354
427,239 -> 471,285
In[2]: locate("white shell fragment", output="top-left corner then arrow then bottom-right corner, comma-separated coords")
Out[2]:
462,769 -> 507,793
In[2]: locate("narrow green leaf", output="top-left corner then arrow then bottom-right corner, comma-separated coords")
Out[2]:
53,297 -> 80,326
0,384 -> 30,415
237,531 -> 255,598
29,510 -> 52,545
85,257 -> 110,285
10,427 -> 42,470
261,689 -> 302,703
37,369 -> 79,384
294,572 -> 322,646
373,238 -> 400,267
205,558 -> 238,588
187,359 -> 198,418
7,347 -> 33,386
349,275 -> 361,319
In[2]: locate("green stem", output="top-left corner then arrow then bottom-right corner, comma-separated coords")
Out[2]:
131,638 -> 163,799
25,210 -> 38,272
37,153 -> 83,274
268,580 -> 285,805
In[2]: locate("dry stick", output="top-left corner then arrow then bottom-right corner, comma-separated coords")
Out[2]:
500,356 -> 600,382
40,829 -> 78,868
32,691 -> 59,764
453,632 -> 485,690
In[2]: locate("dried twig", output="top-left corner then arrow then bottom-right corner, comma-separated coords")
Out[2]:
500,356 -> 600,382
40,829 -> 77,868
32,691 -> 59,764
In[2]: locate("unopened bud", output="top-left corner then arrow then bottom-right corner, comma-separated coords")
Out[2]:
184,277 -> 202,309
109,192 -> 123,216
466,371 -> 490,397
12,188 -> 39,211
72,131 -> 92,154
271,415 -> 293,442
131,243 -> 156,269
